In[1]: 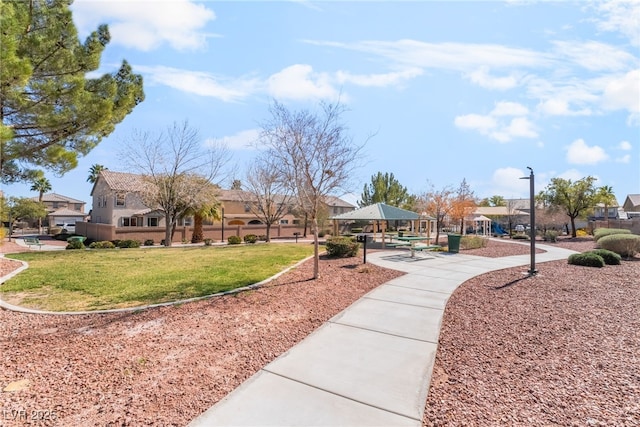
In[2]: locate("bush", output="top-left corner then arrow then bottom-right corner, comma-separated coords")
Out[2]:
586,249 -> 621,265
597,234 -> 640,258
117,239 -> 141,248
325,236 -> 359,258
568,252 -> 605,268
227,235 -> 242,245
460,235 -> 488,250
66,240 -> 85,250
204,238 -> 213,246
576,229 -> 589,237
89,240 -> 116,249
243,234 -> 257,244
512,234 -> 529,240
143,239 -> 154,246
543,230 -> 559,242
593,228 -> 632,242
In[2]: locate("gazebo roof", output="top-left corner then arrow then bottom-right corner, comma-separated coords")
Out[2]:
331,203 -> 422,221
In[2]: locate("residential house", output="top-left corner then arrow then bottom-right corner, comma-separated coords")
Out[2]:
79,170 -> 355,242
30,193 -> 87,228
622,194 -> 640,218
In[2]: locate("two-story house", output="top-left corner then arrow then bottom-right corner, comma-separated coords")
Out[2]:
30,193 -> 87,229
80,170 -> 354,242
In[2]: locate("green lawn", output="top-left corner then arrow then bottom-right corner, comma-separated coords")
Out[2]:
2,243 -> 315,312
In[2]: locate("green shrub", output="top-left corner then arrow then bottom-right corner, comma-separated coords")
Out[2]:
543,230 -> 559,242
325,236 -> 359,258
460,235 -> 488,249
89,240 -> 116,249
204,238 -> 213,246
66,240 -> 85,250
227,235 -> 242,245
117,239 -> 141,248
568,252 -> 605,268
593,228 -> 632,242
597,234 -> 640,258
243,234 -> 257,244
512,234 -> 529,240
144,239 -> 154,246
586,249 -> 621,265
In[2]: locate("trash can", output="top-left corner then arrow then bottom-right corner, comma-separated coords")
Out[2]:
447,233 -> 461,253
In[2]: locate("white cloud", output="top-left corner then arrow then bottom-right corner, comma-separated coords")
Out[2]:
566,138 -> 609,165
467,67 -> 520,90
594,0 -> 640,47
454,114 -> 497,134
335,67 -> 423,87
306,39 -> 553,71
72,0 -> 216,51
492,101 -> 529,116
602,69 -> 640,113
135,65 -> 257,102
489,167 -> 531,198
266,64 -> 340,101
537,98 -> 592,116
455,101 -> 537,143
210,129 -> 260,151
552,40 -> 636,71
558,168 -> 589,182
618,140 -> 633,150
616,154 -> 631,163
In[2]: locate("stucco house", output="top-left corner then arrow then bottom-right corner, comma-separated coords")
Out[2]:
29,193 -> 87,228
80,170 -> 355,242
622,194 -> 640,218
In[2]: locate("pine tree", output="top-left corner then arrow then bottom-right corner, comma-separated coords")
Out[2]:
0,0 -> 144,183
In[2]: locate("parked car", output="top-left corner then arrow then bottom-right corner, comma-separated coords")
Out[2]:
55,222 -> 75,233
515,224 -> 525,232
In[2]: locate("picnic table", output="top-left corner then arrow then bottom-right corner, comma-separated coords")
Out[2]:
396,235 -> 439,258
24,236 -> 44,249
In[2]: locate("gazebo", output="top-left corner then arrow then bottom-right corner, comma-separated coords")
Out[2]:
330,203 -> 435,245
465,214 -> 492,236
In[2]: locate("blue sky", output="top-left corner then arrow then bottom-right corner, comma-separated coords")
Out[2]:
6,0 -> 640,207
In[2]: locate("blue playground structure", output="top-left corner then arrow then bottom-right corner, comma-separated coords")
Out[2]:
491,221 -> 508,236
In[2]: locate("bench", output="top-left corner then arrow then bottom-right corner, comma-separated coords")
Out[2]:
413,244 -> 441,252
386,242 -> 411,248
24,237 -> 43,249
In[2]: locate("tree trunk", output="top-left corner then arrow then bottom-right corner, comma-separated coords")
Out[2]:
191,213 -> 204,243
164,213 -> 173,246
265,223 -> 271,242
570,216 -> 577,238
312,217 -> 319,279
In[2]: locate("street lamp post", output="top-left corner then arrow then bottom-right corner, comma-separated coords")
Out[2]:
520,167 -> 537,276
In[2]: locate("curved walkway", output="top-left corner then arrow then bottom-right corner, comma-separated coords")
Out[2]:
189,242 -> 577,426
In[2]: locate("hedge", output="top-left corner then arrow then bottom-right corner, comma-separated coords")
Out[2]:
593,228 -> 632,242
568,252 -> 605,268
597,234 -> 640,258
325,236 -> 359,258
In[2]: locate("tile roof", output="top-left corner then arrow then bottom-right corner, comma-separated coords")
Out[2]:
32,193 -> 85,204
99,170 -> 146,192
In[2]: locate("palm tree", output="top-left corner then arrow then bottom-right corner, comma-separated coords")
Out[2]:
30,176 -> 52,234
190,202 -> 222,243
87,164 -> 107,183
596,185 -> 616,228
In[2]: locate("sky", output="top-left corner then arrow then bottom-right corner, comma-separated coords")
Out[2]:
5,0 -> 640,207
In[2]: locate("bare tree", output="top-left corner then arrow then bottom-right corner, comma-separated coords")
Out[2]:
422,184 -> 454,245
121,121 -> 231,246
259,100 -> 366,279
243,154 -> 294,242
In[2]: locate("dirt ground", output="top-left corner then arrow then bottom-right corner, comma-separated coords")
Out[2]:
1,236 -> 638,426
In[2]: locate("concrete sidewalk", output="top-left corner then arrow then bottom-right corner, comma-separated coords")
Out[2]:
189,242 -> 577,427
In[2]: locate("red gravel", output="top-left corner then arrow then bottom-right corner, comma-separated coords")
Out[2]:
1,237 -> 638,426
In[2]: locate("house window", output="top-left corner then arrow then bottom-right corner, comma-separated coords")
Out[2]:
147,217 -> 158,227
102,195 -> 107,207
115,194 -> 126,207
244,204 -> 251,213
74,203 -> 82,211
280,219 -> 289,224
292,219 -> 300,225
122,217 -> 139,227
52,202 -> 59,209
182,217 -> 192,226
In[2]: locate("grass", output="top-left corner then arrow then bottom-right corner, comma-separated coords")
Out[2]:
1,243 -> 315,312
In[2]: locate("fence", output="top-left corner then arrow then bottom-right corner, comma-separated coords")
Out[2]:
75,222 -> 309,244
590,218 -> 640,235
